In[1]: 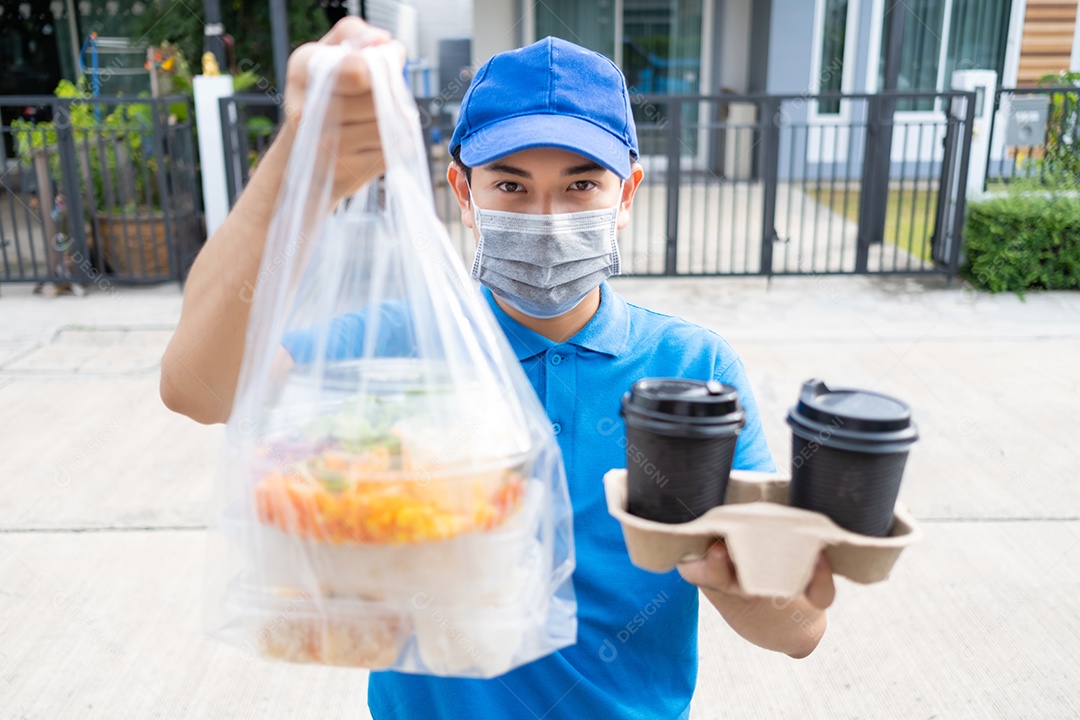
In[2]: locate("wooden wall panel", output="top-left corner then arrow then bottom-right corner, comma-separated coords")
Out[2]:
1016,0 -> 1079,85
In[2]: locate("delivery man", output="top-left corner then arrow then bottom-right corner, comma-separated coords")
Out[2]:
161,17 -> 835,720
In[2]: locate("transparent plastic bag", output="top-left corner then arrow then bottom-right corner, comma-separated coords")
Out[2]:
203,44 -> 576,678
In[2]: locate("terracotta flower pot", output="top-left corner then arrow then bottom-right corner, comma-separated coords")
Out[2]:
96,211 -> 196,278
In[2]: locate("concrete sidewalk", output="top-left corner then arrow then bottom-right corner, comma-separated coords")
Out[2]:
1,275 -> 1077,719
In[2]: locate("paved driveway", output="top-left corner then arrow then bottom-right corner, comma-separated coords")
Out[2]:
0,276 -> 1076,718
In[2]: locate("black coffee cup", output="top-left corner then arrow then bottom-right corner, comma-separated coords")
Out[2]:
787,379 -> 918,537
621,378 -> 746,524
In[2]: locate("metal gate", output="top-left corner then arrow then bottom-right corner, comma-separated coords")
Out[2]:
0,95 -> 201,287
985,85 -> 1080,189
218,89 -> 976,279
220,92 -> 477,262
623,90 -> 975,277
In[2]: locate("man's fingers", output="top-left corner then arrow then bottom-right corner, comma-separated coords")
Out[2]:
336,121 -> 382,153
288,43 -> 406,105
280,18 -> 404,203
331,53 -> 375,95
333,40 -> 407,95
321,16 -> 391,47
285,42 -> 319,93
380,40 -> 408,68
804,554 -> 836,610
334,150 -> 386,195
677,540 -> 739,594
287,46 -> 373,97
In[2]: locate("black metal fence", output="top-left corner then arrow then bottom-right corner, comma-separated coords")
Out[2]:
985,86 -> 1080,188
220,93 -> 279,211
0,94 -> 201,287
221,90 -> 975,279
220,92 -> 476,262
0,87 -> 977,289
624,90 -> 974,277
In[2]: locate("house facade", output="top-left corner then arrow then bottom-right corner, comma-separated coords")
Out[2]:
470,0 -> 1080,178
472,0 -> 1080,96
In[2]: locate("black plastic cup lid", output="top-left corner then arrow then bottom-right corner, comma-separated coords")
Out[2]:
622,378 -> 745,426
787,379 -> 918,452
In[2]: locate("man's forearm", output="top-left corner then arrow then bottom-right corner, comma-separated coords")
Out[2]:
160,131 -> 294,424
702,588 -> 826,659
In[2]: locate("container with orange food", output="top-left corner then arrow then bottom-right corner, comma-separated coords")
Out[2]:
215,358 -> 568,676
234,477 -> 545,601
230,359 -> 545,599
254,361 -> 533,531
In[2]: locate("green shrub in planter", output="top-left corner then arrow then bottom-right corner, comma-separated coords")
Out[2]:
963,193 -> 1080,293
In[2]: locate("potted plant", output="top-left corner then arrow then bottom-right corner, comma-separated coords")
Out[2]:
12,48 -> 197,279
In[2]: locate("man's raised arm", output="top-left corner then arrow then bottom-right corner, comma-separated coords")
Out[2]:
160,18 -> 399,424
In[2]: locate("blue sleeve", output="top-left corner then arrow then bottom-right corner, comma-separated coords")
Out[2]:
716,357 -> 777,473
280,301 -> 415,365
281,312 -> 364,364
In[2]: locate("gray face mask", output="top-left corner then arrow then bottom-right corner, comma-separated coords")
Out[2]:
470,192 -> 623,319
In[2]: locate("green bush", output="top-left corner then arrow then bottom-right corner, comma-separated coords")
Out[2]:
963,193 -> 1080,293
12,80 -> 162,213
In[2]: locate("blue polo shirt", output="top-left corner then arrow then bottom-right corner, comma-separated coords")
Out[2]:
283,282 -> 775,719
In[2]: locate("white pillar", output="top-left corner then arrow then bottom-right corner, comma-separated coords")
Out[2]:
193,75 -> 235,237
951,70 -> 998,199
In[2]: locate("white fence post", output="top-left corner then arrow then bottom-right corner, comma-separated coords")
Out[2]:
951,70 -> 997,199
193,75 -> 234,237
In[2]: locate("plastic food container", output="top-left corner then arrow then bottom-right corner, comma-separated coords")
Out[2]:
224,540 -> 548,675
252,453 -> 530,544
224,583 -> 411,668
228,480 -> 545,601
248,360 -> 538,545
412,541 -> 548,677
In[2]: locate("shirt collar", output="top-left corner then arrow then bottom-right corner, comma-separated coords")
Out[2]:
481,282 -> 631,361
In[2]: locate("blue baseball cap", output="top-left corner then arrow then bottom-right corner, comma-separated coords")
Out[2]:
449,37 -> 639,179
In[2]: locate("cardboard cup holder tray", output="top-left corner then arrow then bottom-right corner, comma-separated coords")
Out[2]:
604,469 -> 922,598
